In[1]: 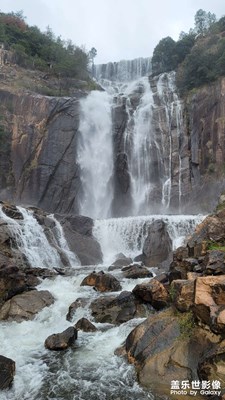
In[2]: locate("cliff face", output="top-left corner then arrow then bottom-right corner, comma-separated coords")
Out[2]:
1,71 -> 225,215
0,90 -> 82,213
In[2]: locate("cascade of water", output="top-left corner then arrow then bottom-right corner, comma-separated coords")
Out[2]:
0,205 -> 62,269
94,57 -> 152,83
156,72 -> 184,209
93,214 -> 205,265
77,91 -> 114,219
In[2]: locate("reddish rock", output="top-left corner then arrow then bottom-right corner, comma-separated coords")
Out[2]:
81,271 -> 121,292
170,279 -> 195,312
133,279 -> 169,310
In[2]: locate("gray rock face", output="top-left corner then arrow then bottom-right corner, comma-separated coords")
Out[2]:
142,220 -> 172,267
59,215 -> 102,265
90,291 -> 149,324
0,290 -> 54,322
0,355 -> 15,390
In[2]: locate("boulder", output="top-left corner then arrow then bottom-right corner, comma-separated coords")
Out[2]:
203,250 -> 225,275
75,317 -> 97,332
90,291 -> 149,324
66,297 -> 89,321
80,271 -> 121,292
0,355 -> 15,390
0,264 -> 27,305
0,290 -> 54,322
193,276 -> 225,333
125,308 -> 214,397
133,279 -> 169,310
111,256 -> 132,268
170,279 -> 195,312
169,257 -> 199,281
45,327 -> 77,350
122,264 -> 153,279
142,220 -> 172,267
59,216 -> 103,265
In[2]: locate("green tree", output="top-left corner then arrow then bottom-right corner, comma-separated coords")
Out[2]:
152,36 -> 176,75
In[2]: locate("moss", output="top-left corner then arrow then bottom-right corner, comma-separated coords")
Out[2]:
178,311 -> 195,338
207,241 -> 225,252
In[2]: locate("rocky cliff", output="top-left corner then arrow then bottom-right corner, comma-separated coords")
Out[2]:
1,64 -> 225,215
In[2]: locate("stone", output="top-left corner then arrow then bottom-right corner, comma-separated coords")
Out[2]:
125,308 -> 215,397
80,271 -> 121,292
122,264 -> 153,279
203,250 -> 225,275
170,279 -> 195,312
1,203 -> 23,220
133,279 -> 169,310
66,298 -> 89,321
142,220 -> 172,267
45,327 -> 77,350
193,276 -> 225,333
0,290 -> 54,322
111,256 -> 132,267
90,291 -> 149,324
59,216 -> 103,265
0,355 -> 15,390
75,318 -> 97,332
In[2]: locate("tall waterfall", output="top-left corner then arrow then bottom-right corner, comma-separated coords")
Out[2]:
78,58 -> 184,218
77,91 -> 114,219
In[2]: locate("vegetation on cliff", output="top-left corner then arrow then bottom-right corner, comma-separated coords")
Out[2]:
0,10 -> 93,82
152,9 -> 225,94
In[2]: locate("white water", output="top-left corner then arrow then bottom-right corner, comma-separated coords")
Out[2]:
94,214 -> 205,265
77,91 -> 114,219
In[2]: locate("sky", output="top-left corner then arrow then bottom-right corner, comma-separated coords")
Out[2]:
0,0 -> 224,64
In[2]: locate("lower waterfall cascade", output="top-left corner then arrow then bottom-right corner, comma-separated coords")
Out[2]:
0,204 -> 205,400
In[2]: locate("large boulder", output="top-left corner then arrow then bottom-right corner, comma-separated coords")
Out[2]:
142,220 -> 172,267
90,291 -> 149,324
125,308 -> 214,397
0,290 -> 54,322
193,276 -> 225,333
132,279 -> 169,310
203,250 -> 225,275
45,327 -> 77,350
58,215 -> 103,265
80,271 -> 121,292
0,355 -> 15,390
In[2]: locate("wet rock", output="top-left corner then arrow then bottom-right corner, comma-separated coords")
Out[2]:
142,220 -> 172,267
66,297 -> 89,321
90,291 -> 149,324
122,264 -> 153,279
111,256 -> 132,268
0,264 -> 27,305
59,216 -> 103,265
169,257 -> 199,281
45,327 -> 77,350
170,279 -> 195,312
1,203 -> 23,220
0,290 -> 54,322
75,317 -> 97,332
154,272 -> 169,284
0,355 -> 15,390
133,279 -> 169,310
81,271 -> 122,292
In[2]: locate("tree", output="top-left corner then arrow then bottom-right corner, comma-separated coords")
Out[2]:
194,9 -> 216,35
152,37 -> 176,75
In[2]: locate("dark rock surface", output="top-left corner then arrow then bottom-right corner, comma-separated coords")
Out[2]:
122,264 -> 153,279
81,271 -> 121,292
0,355 -> 15,390
45,327 -> 77,350
66,298 -> 89,321
142,220 -> 172,267
90,291 -> 149,324
75,317 -> 97,332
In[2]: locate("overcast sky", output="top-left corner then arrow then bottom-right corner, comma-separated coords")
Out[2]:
0,0 -> 224,63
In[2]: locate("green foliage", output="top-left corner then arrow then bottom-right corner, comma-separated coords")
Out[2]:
194,9 -> 216,35
207,241 -> 225,252
0,10 -> 90,80
178,311 -> 195,338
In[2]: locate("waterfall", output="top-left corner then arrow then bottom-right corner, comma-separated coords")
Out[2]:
93,214 -> 205,265
0,205 -> 79,269
94,57 -> 152,83
77,91 -> 114,219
